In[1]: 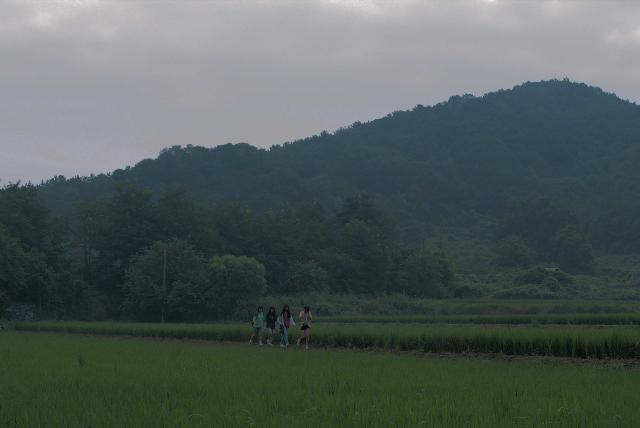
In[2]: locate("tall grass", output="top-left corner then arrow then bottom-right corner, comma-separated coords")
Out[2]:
322,313 -> 640,325
16,321 -> 640,359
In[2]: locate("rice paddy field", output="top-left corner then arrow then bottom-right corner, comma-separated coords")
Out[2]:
16,320 -> 640,359
322,313 -> 640,325
2,331 -> 640,427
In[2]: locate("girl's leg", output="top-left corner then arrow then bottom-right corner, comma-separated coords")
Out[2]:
305,329 -> 310,348
284,328 -> 289,346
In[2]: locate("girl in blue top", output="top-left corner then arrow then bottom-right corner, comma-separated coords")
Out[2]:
249,306 -> 265,346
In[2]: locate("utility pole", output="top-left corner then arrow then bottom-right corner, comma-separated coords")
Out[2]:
161,246 -> 167,323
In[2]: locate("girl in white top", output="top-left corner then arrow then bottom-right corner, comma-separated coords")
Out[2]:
296,305 -> 312,350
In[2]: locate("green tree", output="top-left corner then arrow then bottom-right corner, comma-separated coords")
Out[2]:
497,199 -> 594,273
553,226 -> 595,274
285,261 -> 329,293
207,255 -> 266,319
77,182 -> 160,315
156,187 -> 223,254
314,250 -> 360,294
499,199 -> 576,255
493,235 -> 536,268
332,196 -> 396,294
106,182 -> 159,268
122,239 -> 207,322
396,249 -> 454,298
0,229 -> 28,309
0,184 -> 77,317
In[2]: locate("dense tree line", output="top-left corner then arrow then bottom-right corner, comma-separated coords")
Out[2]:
494,199 -> 595,273
0,184 -> 83,317
0,183 -> 454,321
4,79 -> 639,319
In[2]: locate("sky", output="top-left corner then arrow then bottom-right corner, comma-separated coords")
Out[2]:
1,0 -> 640,183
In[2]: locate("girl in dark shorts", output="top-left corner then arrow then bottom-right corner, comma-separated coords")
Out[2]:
296,305 -> 313,350
265,306 -> 277,346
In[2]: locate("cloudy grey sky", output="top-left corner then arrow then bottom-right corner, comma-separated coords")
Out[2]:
1,0 -> 640,183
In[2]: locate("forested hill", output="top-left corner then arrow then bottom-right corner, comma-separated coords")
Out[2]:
39,79 -> 640,249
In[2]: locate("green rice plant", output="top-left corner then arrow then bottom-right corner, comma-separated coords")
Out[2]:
2,332 -> 640,427
322,312 -> 640,325
15,320 -> 640,359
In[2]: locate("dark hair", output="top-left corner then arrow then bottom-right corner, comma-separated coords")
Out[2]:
303,305 -> 310,312
267,306 -> 276,320
258,306 -> 263,311
281,305 -> 290,317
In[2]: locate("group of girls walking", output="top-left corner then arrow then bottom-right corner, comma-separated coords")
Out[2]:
249,305 -> 313,349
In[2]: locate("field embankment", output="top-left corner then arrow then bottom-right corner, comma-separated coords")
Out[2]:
15,321 -> 640,359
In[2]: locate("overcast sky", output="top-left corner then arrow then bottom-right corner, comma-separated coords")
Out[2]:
1,0 -> 640,183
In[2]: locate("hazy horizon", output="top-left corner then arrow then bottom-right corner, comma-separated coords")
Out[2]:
2,0 -> 640,183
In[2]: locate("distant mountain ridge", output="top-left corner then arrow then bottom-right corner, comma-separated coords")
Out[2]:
38,79 -> 640,250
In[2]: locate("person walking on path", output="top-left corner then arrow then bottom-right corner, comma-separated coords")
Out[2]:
296,305 -> 313,350
277,305 -> 295,348
265,306 -> 277,346
249,306 -> 265,346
